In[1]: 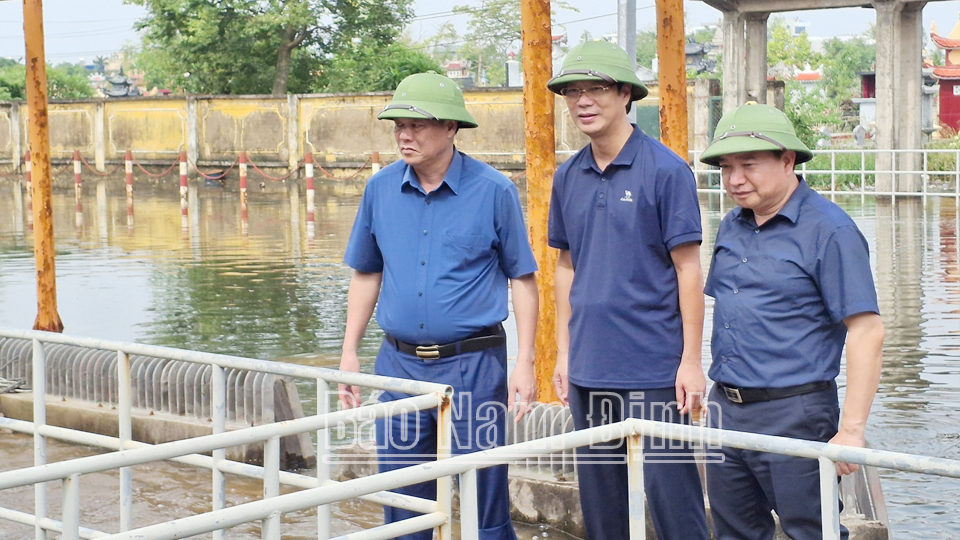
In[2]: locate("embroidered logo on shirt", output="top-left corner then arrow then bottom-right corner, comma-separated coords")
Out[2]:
620,190 -> 634,202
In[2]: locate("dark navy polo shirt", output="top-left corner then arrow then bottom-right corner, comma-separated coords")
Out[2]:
705,178 -> 880,388
344,150 -> 538,345
548,126 -> 703,389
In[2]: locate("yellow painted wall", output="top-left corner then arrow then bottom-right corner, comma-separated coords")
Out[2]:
105,100 -> 187,160
198,97 -> 289,161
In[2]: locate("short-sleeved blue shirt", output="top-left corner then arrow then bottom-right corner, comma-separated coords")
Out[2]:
344,150 -> 538,345
548,126 -> 703,389
704,178 -> 880,388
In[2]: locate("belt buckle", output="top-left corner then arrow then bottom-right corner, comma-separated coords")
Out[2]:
415,345 -> 440,360
723,386 -> 743,404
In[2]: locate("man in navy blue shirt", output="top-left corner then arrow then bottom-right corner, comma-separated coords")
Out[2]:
339,73 -> 539,540
699,103 -> 885,540
547,41 -> 710,540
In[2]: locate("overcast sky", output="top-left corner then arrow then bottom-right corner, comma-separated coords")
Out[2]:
1,0 -> 959,64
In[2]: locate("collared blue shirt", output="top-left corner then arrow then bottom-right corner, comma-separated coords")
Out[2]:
548,126 -> 702,389
344,150 -> 537,345
705,178 -> 880,388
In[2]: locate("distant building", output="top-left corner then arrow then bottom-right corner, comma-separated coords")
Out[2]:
930,18 -> 960,131
441,60 -> 474,88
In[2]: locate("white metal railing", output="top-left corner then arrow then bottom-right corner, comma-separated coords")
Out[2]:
689,148 -> 960,199
2,328 -> 960,540
0,328 -> 454,540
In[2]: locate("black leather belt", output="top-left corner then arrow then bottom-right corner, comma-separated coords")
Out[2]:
385,324 -> 505,360
716,381 -> 831,404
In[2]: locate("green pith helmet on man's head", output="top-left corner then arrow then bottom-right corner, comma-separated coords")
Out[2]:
699,103 -> 813,166
547,40 -> 648,101
378,72 -> 478,129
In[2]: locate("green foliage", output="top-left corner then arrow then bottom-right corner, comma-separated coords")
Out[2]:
636,29 -> 658,69
0,61 -> 94,101
820,36 -> 874,101
128,0 -> 414,95
783,81 -> 839,147
452,0 -> 522,86
316,42 -> 442,93
767,17 -> 820,68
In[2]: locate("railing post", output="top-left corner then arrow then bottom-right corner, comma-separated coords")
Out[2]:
33,338 -> 48,540
180,151 -> 188,230
459,468 -> 479,540
305,152 -> 316,240
117,351 -> 133,531
316,379 -> 331,540
819,456 -> 841,540
61,473 -> 81,540
371,151 -> 380,174
436,393 -> 453,540
73,150 -> 82,199
212,365 -> 227,540
262,435 -> 281,540
627,432 -> 646,540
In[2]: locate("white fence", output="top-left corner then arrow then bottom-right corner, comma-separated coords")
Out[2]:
1,328 -> 959,540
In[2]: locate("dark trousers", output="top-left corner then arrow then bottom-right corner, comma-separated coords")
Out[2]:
568,384 -> 710,540
706,382 -> 848,540
374,339 -> 516,540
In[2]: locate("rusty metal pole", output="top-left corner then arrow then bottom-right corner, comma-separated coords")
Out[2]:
656,0 -> 688,159
24,0 -> 64,332
521,0 -> 558,404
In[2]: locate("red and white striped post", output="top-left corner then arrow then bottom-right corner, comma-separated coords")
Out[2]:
239,151 -> 248,236
24,150 -> 32,191
73,150 -> 82,199
179,151 -> 188,229
24,150 -> 33,230
75,194 -> 83,229
125,151 -> 134,229
305,152 -> 315,239
372,151 -> 380,174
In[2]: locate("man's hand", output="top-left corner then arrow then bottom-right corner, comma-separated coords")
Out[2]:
552,351 -> 570,406
829,428 -> 867,475
338,350 -> 362,409
675,357 -> 705,415
508,356 -> 537,422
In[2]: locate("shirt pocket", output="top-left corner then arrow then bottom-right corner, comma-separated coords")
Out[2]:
442,233 -> 494,272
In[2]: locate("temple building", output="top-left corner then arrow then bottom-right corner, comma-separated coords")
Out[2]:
931,16 -> 960,132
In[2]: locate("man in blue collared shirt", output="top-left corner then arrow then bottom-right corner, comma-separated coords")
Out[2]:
547,41 -> 710,540
699,104 -> 885,540
338,73 -> 539,540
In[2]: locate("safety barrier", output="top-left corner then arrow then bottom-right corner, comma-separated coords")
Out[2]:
2,328 -> 958,540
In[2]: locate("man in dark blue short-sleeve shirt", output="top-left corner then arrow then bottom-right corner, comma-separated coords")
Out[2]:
339,73 -> 539,540
700,103 -> 885,540
547,41 -> 709,540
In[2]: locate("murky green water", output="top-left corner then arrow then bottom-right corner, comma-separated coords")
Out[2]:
0,178 -> 957,538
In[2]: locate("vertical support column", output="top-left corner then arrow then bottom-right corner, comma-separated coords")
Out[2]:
618,0 -> 638,123
744,13 -> 770,104
521,0 -> 559,403
626,432 -> 646,540
287,94 -> 300,174
212,365 -> 226,540
61,474 -> 81,540
24,0 -> 63,333
33,339 -> 48,540
897,2 -> 923,192
874,0 -> 900,195
459,469 -> 480,540
117,351 -> 133,532
436,394 -> 453,540
722,10 -> 745,113
818,457 -> 841,540
657,0 -> 688,158
187,97 -> 199,178
94,101 -> 105,173
316,379 -> 331,540
692,79 -> 711,153
262,436 -> 281,540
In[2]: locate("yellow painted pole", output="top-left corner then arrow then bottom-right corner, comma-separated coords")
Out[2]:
24,0 -> 64,333
520,0 -> 558,404
656,0 -> 688,158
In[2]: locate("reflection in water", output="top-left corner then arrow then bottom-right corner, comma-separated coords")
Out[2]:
0,180 -> 957,538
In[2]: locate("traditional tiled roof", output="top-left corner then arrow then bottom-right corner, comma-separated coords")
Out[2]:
795,71 -> 822,81
932,65 -> 960,80
931,33 -> 960,50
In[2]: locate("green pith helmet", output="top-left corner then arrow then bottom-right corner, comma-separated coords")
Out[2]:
547,40 -> 648,101
699,103 -> 813,166
377,72 -> 478,129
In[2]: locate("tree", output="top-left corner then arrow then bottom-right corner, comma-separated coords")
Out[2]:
820,35 -> 875,101
128,0 -> 414,95
316,41 -> 442,93
767,17 -> 819,69
0,60 -> 94,101
636,29 -> 658,69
